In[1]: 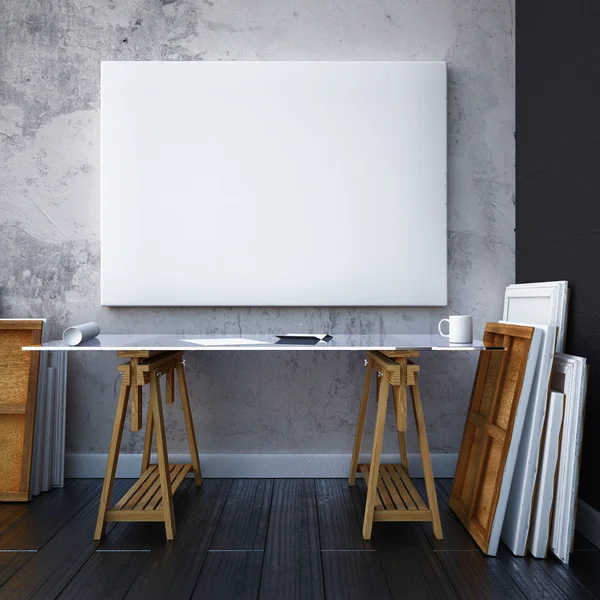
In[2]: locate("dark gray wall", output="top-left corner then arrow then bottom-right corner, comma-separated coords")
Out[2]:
517,1 -> 600,510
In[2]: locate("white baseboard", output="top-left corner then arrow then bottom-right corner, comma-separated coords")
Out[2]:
65,452 -> 458,479
576,499 -> 600,550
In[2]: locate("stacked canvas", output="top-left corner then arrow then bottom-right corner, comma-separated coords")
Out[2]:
0,318 -> 68,497
451,281 -> 588,565
30,345 -> 68,495
500,281 -> 588,564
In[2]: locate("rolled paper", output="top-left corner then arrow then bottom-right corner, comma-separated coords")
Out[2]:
62,322 -> 100,346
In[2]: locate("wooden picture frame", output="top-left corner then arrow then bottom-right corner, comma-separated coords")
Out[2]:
550,353 -> 588,564
528,391 -> 564,558
450,322 -> 542,555
503,281 -> 569,353
500,323 -> 557,556
0,319 -> 43,501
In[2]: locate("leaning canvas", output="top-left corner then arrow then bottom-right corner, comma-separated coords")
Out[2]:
528,391 -> 565,558
503,281 -> 568,352
550,353 -> 588,564
501,323 -> 557,556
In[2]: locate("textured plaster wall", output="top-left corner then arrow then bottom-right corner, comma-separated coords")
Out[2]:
0,0 -> 514,456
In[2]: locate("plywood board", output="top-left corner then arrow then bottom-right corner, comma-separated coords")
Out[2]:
503,281 -> 569,352
550,354 -> 588,564
500,323 -> 557,556
449,322 -> 541,555
101,61 -> 447,306
528,390 -> 564,558
0,320 -> 43,501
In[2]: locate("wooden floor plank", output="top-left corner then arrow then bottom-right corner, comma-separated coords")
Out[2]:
435,478 -> 453,498
316,479 -> 374,550
354,478 -> 459,600
210,479 -> 273,550
412,479 -> 479,551
0,479 -> 129,600
0,552 -> 33,588
377,523 -> 460,600
192,551 -> 263,600
2,478 -> 599,600
322,551 -> 392,600
0,479 -> 101,550
99,480 -> 199,551
0,503 -> 28,538
259,479 -> 324,600
561,551 -> 600,599
57,551 -> 149,600
496,544 -> 594,600
422,478 -> 530,599
434,549 -> 528,600
123,479 -> 233,600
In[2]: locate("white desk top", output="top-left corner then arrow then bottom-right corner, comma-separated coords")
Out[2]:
23,333 -> 501,352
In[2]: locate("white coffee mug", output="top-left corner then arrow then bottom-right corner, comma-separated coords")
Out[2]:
438,315 -> 473,344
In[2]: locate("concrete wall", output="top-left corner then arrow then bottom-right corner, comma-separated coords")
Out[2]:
0,0 -> 514,460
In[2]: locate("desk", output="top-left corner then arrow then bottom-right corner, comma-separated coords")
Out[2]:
25,334 -> 501,540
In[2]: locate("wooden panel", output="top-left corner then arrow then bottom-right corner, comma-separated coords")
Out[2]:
322,551 -> 392,600
435,545 -> 528,600
316,479 -> 374,550
192,551 -> 263,600
377,524 -> 459,600
356,478 -> 459,600
450,322 -> 535,554
0,480 -> 128,600
0,480 -> 102,550
124,479 -> 233,600
496,545 -> 593,600
0,321 -> 43,501
0,552 -> 33,589
259,479 -> 324,600
210,479 -> 273,550
57,551 -> 149,600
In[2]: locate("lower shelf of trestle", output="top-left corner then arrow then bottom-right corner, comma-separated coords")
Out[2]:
105,463 -> 191,523
358,463 -> 433,522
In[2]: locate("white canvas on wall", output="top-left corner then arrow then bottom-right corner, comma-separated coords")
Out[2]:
487,327 -> 542,556
503,281 -> 569,352
550,353 -> 587,564
101,61 -> 447,306
500,323 -> 557,556
528,390 -> 564,558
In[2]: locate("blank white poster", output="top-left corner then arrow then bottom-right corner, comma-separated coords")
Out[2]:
101,61 -> 447,306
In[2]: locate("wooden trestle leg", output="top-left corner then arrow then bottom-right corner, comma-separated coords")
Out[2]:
94,351 -> 201,541
350,351 -> 443,541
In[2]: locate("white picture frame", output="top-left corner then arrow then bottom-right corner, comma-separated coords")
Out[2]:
503,281 -> 569,352
550,353 -> 587,564
500,323 -> 557,556
487,327 -> 542,556
528,390 -> 564,558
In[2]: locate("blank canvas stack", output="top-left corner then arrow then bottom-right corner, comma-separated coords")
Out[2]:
451,281 -> 589,565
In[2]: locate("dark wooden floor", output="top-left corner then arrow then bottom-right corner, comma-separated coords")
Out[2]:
0,478 -> 598,600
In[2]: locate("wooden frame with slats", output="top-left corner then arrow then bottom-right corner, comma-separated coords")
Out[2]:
449,322 -> 536,554
0,320 -> 43,501
349,350 -> 443,540
94,350 -> 202,540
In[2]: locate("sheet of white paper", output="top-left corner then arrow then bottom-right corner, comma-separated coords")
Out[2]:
183,338 -> 269,346
279,333 -> 330,340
